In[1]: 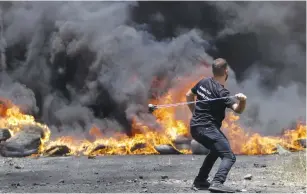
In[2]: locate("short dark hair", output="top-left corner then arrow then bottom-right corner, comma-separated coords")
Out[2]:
212,58 -> 228,76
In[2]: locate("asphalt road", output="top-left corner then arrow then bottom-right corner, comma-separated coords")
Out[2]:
0,153 -> 306,193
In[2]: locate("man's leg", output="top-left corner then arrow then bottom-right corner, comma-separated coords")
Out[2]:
213,134 -> 236,183
196,149 -> 219,180
190,126 -> 218,189
211,136 -> 236,184
208,130 -> 237,193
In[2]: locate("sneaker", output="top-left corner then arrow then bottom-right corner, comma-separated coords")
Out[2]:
191,177 -> 211,190
208,182 -> 236,193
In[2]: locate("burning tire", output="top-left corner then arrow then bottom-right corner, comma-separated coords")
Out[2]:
173,136 -> 192,150
191,139 -> 209,155
0,125 -> 45,157
44,145 -> 71,157
154,144 -> 182,155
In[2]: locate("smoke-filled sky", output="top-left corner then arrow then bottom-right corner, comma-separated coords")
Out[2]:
0,1 -> 305,138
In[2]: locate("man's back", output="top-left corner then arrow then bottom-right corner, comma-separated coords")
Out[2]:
190,77 -> 235,128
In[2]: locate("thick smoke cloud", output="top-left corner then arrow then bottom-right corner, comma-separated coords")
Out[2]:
213,2 -> 306,86
0,2 -> 212,138
212,1 -> 306,134
0,1 -> 305,138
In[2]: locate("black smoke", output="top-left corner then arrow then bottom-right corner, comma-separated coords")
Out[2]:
132,1 -> 306,87
0,1 -> 305,137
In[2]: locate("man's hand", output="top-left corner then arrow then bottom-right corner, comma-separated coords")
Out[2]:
231,93 -> 247,114
235,93 -> 247,101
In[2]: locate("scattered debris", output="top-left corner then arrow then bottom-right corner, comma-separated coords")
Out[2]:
154,145 -> 182,155
276,144 -> 291,155
0,153 -> 305,192
14,165 -> 23,169
11,183 -> 21,187
0,128 -> 11,141
33,183 -> 47,186
191,140 -> 209,155
161,175 -> 168,180
244,174 -> 253,180
254,163 -> 267,168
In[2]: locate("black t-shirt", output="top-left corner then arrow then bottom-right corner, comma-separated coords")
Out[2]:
190,77 -> 236,129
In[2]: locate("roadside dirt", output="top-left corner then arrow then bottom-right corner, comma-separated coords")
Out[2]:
0,152 -> 306,193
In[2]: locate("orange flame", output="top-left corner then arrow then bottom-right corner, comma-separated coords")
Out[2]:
0,74 -> 305,157
222,112 -> 306,155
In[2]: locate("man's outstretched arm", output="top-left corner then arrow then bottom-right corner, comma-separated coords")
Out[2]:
230,93 -> 247,114
186,89 -> 196,113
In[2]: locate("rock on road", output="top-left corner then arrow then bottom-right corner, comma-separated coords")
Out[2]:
0,153 -> 306,193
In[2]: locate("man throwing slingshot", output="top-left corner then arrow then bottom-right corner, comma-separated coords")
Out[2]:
186,58 -> 247,193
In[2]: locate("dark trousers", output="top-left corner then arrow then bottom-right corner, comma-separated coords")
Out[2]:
190,125 -> 236,184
